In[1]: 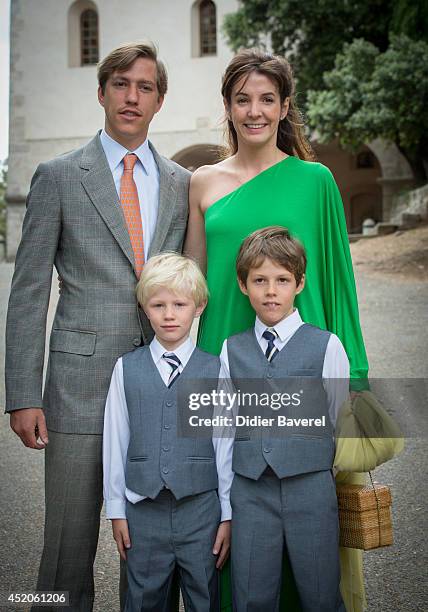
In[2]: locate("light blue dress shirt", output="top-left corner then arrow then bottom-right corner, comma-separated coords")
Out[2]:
100,129 -> 160,260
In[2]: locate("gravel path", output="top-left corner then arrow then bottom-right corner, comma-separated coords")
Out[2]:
0,256 -> 427,611
350,268 -> 428,611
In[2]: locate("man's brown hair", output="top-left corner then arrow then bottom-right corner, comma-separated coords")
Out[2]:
236,226 -> 307,286
97,42 -> 168,96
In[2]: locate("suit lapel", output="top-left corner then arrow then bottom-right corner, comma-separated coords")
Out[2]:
80,134 -> 135,268
148,142 -> 178,257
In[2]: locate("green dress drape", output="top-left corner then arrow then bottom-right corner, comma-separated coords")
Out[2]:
197,156 -> 369,611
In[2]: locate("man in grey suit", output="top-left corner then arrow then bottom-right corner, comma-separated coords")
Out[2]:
5,42 -> 190,611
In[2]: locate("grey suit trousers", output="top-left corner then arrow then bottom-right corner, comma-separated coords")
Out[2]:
231,470 -> 345,612
32,431 -> 103,612
125,489 -> 221,612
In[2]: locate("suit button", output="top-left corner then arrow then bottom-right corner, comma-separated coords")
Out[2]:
164,424 -> 170,430
133,337 -> 141,347
162,467 -> 169,474
163,447 -> 170,452
266,373 -> 273,379
166,401 -> 172,407
263,447 -> 271,453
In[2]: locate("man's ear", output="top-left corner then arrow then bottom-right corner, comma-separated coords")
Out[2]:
155,94 -> 165,114
296,274 -> 305,294
97,85 -> 105,108
237,277 -> 248,296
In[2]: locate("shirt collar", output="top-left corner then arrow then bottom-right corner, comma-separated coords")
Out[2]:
255,308 -> 303,343
150,336 -> 195,367
100,128 -> 152,175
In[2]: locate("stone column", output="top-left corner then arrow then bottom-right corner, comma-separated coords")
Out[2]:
377,177 -> 415,222
368,139 -> 413,222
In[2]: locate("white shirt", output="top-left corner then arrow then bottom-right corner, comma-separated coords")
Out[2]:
100,129 -> 160,260
103,336 -> 233,521
217,309 -> 350,478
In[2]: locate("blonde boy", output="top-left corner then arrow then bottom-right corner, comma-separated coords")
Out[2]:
103,253 -> 231,612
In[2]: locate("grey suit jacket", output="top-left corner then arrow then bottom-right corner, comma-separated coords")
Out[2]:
5,133 -> 190,434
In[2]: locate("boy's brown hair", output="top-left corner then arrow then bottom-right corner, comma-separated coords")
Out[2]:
236,226 -> 307,285
97,42 -> 168,96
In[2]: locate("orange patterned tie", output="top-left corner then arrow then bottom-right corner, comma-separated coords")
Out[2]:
120,153 -> 144,278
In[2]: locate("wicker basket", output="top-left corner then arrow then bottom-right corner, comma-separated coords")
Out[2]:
336,476 -> 393,550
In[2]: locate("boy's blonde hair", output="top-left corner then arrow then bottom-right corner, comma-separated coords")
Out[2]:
136,252 -> 208,307
236,226 -> 307,285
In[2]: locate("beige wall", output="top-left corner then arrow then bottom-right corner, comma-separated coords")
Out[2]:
315,142 -> 382,233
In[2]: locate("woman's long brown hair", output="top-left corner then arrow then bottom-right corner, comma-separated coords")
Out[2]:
221,49 -> 315,161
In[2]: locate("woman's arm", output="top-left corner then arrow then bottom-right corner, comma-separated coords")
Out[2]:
183,168 -> 208,274
320,165 -> 369,388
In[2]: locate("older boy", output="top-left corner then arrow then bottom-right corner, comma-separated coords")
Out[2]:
220,226 -> 348,612
103,253 -> 232,612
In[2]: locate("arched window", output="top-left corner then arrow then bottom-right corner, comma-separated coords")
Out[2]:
199,0 -> 217,56
68,1 -> 99,68
80,9 -> 99,65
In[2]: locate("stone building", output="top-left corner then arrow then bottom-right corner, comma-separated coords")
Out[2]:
6,0 -> 413,259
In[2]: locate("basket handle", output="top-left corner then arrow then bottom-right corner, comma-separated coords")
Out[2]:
368,471 -> 384,547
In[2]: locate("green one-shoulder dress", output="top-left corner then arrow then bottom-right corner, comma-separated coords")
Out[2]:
197,156 -> 369,612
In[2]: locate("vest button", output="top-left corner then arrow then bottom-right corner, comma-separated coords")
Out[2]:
162,447 -> 170,452
166,401 -> 173,407
162,467 -> 169,474
266,372 -> 273,379
263,447 -> 271,453
132,337 -> 141,347
164,424 -> 170,429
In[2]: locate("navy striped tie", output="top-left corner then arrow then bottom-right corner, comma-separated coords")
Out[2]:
262,329 -> 279,362
162,352 -> 182,387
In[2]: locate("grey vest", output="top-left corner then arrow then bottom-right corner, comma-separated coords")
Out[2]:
123,346 -> 220,500
228,324 -> 335,480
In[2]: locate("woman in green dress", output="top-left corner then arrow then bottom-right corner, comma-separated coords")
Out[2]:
184,49 -> 368,612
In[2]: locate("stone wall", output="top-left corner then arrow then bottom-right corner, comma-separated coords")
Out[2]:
390,184 -> 428,225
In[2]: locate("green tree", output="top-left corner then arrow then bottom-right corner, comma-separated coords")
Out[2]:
390,0 -> 428,40
0,162 -> 7,245
223,0 -> 392,98
307,36 -> 428,181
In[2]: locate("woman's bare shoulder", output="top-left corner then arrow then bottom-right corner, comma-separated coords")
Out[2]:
191,158 -> 236,183
190,159 -> 240,212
